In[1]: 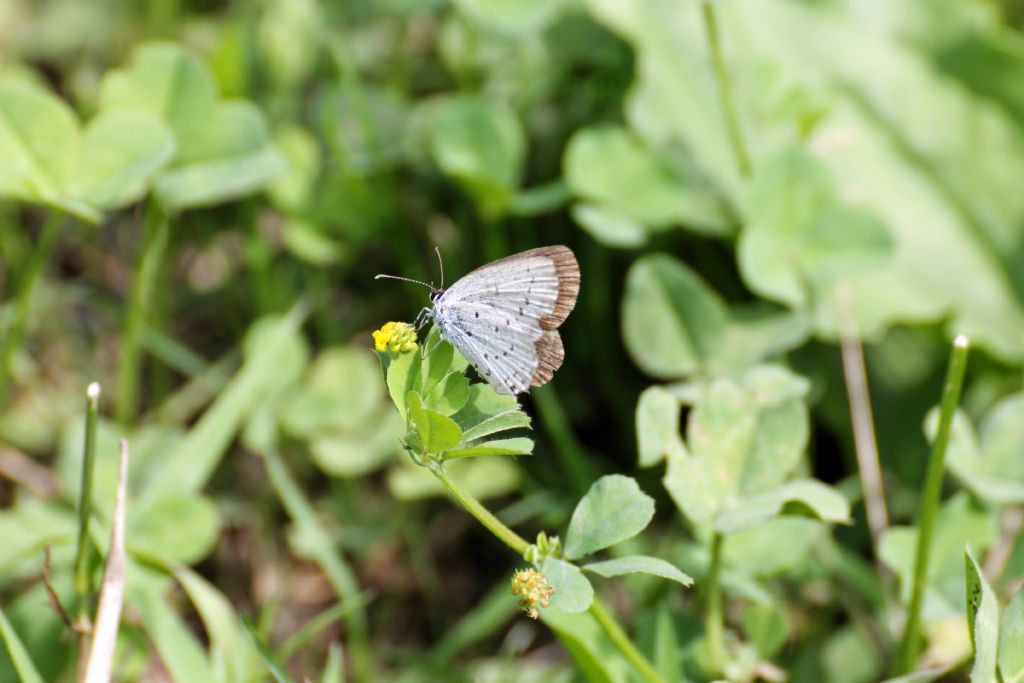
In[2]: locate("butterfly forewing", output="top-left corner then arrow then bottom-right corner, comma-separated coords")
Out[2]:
432,246 -> 579,395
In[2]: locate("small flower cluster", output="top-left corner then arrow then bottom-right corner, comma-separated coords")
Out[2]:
510,568 -> 554,619
372,321 -> 418,354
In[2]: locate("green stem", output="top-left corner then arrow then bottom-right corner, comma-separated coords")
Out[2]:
428,461 -> 667,683
428,461 -> 530,555
73,383 -> 101,629
589,598 -> 670,683
895,335 -> 970,674
704,532 -> 726,675
0,211 -> 64,404
263,449 -> 375,683
701,1 -> 751,178
117,201 -> 170,427
531,385 -> 595,496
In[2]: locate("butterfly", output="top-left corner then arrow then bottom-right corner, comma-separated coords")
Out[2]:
377,246 -> 580,395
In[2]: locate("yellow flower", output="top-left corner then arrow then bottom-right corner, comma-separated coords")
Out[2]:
372,321 -> 418,354
510,568 -> 554,619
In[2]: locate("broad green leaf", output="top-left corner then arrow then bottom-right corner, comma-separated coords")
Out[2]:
458,410 -> 531,443
129,493 -> 221,565
662,366 -> 812,530
725,517 -> 825,578
1000,587 -> 1024,683
281,346 -> 383,436
565,125 -> 728,237
0,499 -> 75,580
635,386 -> 685,467
310,410 -> 404,478
72,109 -> 175,208
429,96 -> 524,214
446,437 -> 533,458
938,396 -> 1024,505
268,125 -> 320,212
564,475 -> 655,560
175,566 -> 258,683
407,391 -> 463,453
424,371 -> 470,417
966,547 -> 999,683
0,607 -> 43,683
714,479 -> 851,533
155,138 -> 285,211
99,42 -> 219,161
583,555 -> 693,586
540,557 -> 594,613
385,349 -> 421,421
136,585 -> 218,683
571,204 -> 648,248
0,83 -> 78,203
718,304 -> 811,373
621,254 -> 730,379
452,0 -> 566,35
821,625 -> 881,683
452,384 -> 520,433
739,147 -> 892,308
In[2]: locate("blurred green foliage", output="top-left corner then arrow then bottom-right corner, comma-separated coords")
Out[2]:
1,0 -> 1024,681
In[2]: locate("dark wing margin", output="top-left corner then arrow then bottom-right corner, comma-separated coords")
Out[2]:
530,330 -> 565,387
532,245 -> 580,330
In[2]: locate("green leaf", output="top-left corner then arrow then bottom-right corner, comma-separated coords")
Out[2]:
72,109 -> 175,208
129,493 -> 221,565
714,480 -> 851,533
621,254 -> 730,379
136,585 -> 218,683
0,83 -> 78,204
281,346 -> 384,437
635,386 -> 685,467
385,349 -> 421,422
966,547 -> 999,683
309,410 -> 404,478
571,204 -> 649,248
582,556 -> 693,586
321,644 -> 344,683
407,391 -> 463,453
564,475 -> 655,560
939,396 -> 1024,505
446,437 -> 534,458
999,586 -> 1024,683
175,566 -> 258,683
739,147 -> 892,308
742,600 -> 790,659
244,618 -> 297,683
452,384 -> 521,433
565,125 -> 728,237
429,96 -> 524,214
458,409 -> 531,443
540,557 -> 594,613
452,0 -> 566,35
0,606 -> 43,683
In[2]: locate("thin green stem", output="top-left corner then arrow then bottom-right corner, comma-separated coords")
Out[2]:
117,201 -> 169,427
704,532 -> 726,675
0,211 -> 64,404
589,598 -> 670,683
895,335 -> 970,674
428,461 -> 530,555
701,1 -> 752,178
428,461 -> 667,683
74,383 -> 101,631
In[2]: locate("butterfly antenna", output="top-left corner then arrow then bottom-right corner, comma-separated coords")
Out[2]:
435,246 -> 444,290
374,274 -> 437,292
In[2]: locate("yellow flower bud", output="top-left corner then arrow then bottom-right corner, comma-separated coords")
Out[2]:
510,568 -> 554,619
372,321 -> 418,354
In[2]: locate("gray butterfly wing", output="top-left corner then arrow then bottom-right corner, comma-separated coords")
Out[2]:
433,246 -> 579,395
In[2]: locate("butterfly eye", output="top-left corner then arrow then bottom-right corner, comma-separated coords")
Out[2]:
429,290 -> 442,302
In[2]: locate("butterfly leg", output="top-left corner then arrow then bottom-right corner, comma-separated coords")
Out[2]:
413,306 -> 433,330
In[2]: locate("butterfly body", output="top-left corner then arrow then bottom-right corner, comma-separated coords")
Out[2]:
428,246 -> 579,395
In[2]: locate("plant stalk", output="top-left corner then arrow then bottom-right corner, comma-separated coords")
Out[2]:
74,383 -> 101,657
704,532 -> 726,675
701,1 -> 752,178
0,210 -> 64,404
589,598 -> 670,683
117,201 -> 169,427
895,335 -> 969,674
